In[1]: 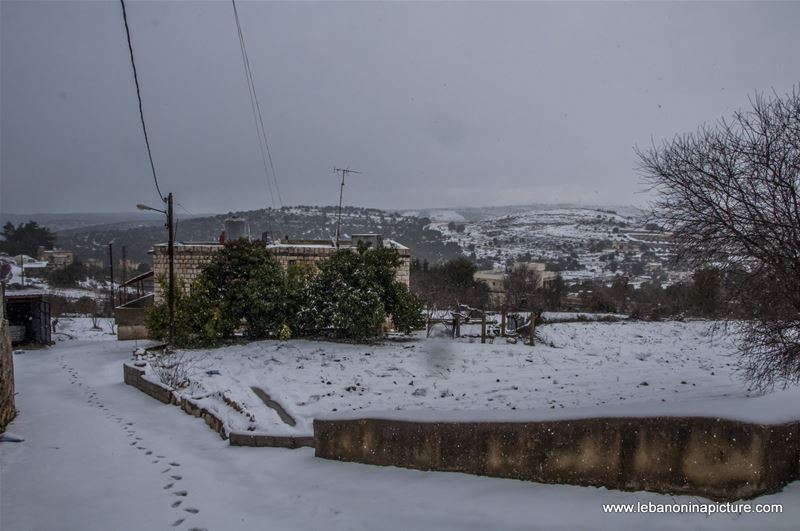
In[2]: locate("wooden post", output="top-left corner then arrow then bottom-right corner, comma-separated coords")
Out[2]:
529,313 -> 536,347
454,314 -> 461,338
481,312 -> 486,344
500,311 -> 506,337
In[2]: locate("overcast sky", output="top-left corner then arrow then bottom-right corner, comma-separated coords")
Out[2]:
2,0 -> 798,215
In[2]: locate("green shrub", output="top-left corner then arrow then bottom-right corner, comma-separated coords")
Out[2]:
147,240 -> 424,346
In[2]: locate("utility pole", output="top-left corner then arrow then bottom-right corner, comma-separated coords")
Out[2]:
136,192 -> 175,347
108,242 -> 114,313
333,167 -> 362,247
167,192 -> 175,347
121,246 -> 128,305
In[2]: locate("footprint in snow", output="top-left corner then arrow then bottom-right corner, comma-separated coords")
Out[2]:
171,518 -> 184,527
173,490 -> 188,497
183,508 -> 199,514
164,483 -> 174,490
171,500 -> 183,508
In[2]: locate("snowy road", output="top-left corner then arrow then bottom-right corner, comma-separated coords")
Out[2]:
1,335 -> 798,530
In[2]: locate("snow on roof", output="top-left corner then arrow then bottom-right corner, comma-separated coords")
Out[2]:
4,288 -> 48,299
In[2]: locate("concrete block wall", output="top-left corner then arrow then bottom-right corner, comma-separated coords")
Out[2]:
314,416 -> 800,502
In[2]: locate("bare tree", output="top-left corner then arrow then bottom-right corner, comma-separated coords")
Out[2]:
637,86 -> 800,389
504,265 -> 542,312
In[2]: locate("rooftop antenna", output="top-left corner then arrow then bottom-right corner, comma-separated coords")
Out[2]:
333,167 -> 362,247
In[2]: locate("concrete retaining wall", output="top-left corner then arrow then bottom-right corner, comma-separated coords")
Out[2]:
314,416 -> 800,502
123,363 -> 313,449
0,285 -> 16,432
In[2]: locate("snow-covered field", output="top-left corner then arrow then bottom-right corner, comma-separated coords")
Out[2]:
141,320 -> 760,437
2,318 -> 799,530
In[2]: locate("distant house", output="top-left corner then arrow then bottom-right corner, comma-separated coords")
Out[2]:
511,262 -> 559,289
39,249 -> 74,270
473,269 -> 506,307
474,262 -> 558,307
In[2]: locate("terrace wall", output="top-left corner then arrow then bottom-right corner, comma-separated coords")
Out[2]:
314,416 -> 800,502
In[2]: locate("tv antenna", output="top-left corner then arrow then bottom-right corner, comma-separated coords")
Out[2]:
333,167 -> 362,247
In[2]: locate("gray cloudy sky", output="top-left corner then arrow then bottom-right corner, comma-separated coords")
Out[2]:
2,0 -> 799,215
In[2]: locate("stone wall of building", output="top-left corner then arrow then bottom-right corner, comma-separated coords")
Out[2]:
152,244 -> 221,303
152,241 -> 411,303
0,285 -> 17,432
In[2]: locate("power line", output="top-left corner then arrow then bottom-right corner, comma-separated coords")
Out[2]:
231,0 -> 284,210
118,0 -> 164,203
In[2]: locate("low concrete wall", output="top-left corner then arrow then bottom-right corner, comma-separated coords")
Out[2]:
229,432 -> 314,448
314,416 -> 800,502
123,363 -> 175,405
123,363 -> 313,449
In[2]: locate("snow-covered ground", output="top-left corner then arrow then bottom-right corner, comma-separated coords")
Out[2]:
138,320 -> 764,438
2,322 -> 798,530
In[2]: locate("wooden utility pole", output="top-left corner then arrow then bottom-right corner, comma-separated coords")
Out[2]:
481,311 -> 486,344
500,310 -> 507,337
108,242 -> 114,312
529,313 -> 536,347
121,246 -> 128,304
333,167 -> 362,247
167,192 -> 175,347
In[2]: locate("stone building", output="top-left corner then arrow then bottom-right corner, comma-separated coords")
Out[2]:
39,249 -> 75,269
474,262 -> 558,308
151,235 -> 411,303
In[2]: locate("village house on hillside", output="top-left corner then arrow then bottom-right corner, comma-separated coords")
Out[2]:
474,262 -> 558,307
38,248 -> 74,270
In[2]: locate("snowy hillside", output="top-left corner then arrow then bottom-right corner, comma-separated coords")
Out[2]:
53,205 -> 463,266
421,204 -> 682,283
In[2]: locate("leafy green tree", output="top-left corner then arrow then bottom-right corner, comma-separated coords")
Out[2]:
302,247 -> 423,339
0,221 -> 55,256
196,240 -> 287,339
146,277 -> 237,348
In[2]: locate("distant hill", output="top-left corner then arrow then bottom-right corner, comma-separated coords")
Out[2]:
1,212 -> 171,232
52,206 -> 464,266
10,203 -> 677,286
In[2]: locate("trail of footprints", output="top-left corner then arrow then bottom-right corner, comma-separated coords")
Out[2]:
59,355 -> 208,531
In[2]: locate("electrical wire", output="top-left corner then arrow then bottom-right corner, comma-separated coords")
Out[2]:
231,0 -> 284,211
119,0 -> 164,203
